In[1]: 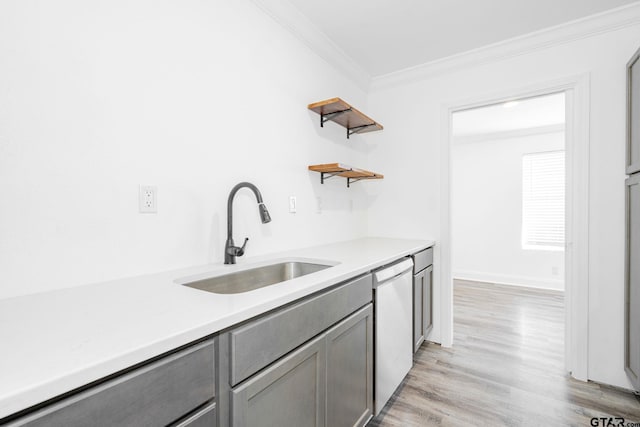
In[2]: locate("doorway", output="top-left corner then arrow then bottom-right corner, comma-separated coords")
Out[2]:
451,92 -> 567,373
439,75 -> 591,380
451,92 -> 566,291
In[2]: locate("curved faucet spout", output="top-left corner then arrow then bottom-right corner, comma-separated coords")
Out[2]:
225,182 -> 271,264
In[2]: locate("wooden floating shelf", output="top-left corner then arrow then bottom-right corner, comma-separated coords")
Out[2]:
308,163 -> 384,188
308,98 -> 383,139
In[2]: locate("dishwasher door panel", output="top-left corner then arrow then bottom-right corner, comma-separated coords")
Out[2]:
374,270 -> 413,415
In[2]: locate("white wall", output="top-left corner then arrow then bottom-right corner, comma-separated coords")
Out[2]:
367,24 -> 640,388
0,0 -> 372,299
452,131 -> 565,290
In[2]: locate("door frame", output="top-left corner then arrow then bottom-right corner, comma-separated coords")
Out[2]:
439,73 -> 590,380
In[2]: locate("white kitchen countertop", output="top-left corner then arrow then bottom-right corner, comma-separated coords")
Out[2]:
0,237 -> 433,419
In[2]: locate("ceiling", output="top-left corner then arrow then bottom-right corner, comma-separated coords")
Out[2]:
286,0 -> 639,76
452,92 -> 566,137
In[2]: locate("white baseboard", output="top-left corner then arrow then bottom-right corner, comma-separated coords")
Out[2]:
453,270 -> 564,291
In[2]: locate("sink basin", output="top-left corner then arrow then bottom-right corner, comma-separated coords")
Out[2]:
181,261 -> 333,294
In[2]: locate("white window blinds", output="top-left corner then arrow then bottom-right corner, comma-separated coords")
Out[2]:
522,150 -> 565,250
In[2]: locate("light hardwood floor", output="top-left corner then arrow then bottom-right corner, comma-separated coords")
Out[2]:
368,280 -> 640,426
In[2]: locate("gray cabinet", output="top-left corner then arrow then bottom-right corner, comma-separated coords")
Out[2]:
627,46 -> 640,174
412,247 -> 434,353
326,305 -> 373,427
228,304 -> 374,427
8,339 -> 216,427
231,335 -> 326,427
424,265 -> 433,334
626,45 -> 640,392
413,269 -> 426,351
626,174 -> 640,390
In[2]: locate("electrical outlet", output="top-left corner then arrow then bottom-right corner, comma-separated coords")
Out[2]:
552,266 -> 559,276
289,196 -> 297,213
139,185 -> 157,213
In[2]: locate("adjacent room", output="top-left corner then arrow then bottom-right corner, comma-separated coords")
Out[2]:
452,93 -> 566,292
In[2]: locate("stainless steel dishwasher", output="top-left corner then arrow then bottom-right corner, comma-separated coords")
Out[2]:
373,257 -> 414,415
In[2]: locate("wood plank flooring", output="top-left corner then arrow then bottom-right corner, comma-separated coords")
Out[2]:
368,280 -> 640,426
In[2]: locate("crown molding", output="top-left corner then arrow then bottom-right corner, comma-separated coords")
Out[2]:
250,0 -> 371,91
453,123 -> 565,145
371,2 -> 640,91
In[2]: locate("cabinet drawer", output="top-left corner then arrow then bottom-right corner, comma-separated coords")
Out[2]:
230,274 -> 372,386
413,247 -> 433,273
11,339 -> 215,427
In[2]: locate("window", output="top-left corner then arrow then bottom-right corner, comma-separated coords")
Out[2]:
522,150 -> 565,250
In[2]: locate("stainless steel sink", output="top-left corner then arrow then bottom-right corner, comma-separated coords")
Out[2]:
181,262 -> 333,294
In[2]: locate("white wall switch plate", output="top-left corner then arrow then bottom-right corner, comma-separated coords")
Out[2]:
289,196 -> 297,213
139,185 -> 157,213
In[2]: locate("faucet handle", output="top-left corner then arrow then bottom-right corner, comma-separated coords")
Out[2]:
237,237 -> 249,256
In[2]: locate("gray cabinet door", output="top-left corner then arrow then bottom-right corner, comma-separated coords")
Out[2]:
231,335 -> 326,427
626,175 -> 640,390
424,265 -> 433,335
627,47 -> 640,174
413,270 -> 425,353
413,264 -> 433,353
325,305 -> 373,427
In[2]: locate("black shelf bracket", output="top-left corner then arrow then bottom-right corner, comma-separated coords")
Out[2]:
319,170 -> 345,185
320,109 -> 352,128
317,169 -> 368,188
347,122 -> 378,139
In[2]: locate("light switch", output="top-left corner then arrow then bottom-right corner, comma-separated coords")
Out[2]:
289,196 -> 297,213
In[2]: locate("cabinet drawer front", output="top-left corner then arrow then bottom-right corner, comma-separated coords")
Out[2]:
413,247 -> 433,273
230,274 -> 372,386
12,340 -> 215,427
